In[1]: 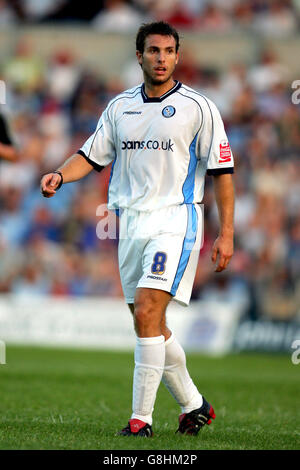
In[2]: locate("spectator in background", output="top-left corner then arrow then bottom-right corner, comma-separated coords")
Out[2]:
47,49 -> 81,105
11,259 -> 50,297
0,187 -> 28,246
232,2 -> 254,30
0,0 -> 18,26
2,39 -> 45,95
196,3 -> 232,32
154,1 -> 195,29
247,48 -> 289,93
69,70 -> 106,136
92,0 -> 147,32
252,0 -> 298,37
20,0 -> 68,22
219,63 -> 247,111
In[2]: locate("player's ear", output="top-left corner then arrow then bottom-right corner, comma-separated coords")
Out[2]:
175,51 -> 179,65
136,50 -> 143,66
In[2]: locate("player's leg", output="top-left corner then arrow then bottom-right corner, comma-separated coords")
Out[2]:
156,306 -> 204,416
134,204 -> 215,434
127,296 -> 204,430
130,288 -> 170,428
163,333 -> 203,411
119,288 -> 171,436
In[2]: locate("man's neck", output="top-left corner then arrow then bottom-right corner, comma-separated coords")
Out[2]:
144,78 -> 176,98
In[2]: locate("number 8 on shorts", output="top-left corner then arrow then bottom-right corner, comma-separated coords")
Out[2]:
151,252 -> 167,275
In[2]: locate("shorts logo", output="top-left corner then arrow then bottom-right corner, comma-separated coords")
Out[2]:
147,275 -> 167,282
219,140 -> 231,163
162,106 -> 176,118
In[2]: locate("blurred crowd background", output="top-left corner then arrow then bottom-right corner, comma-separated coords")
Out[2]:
0,0 -> 299,322
1,0 -> 300,35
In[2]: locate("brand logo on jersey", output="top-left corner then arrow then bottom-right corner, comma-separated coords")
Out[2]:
121,139 -> 174,152
162,106 -> 176,118
123,111 -> 142,115
219,140 -> 231,163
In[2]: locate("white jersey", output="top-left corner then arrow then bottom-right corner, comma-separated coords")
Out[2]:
79,81 -> 234,212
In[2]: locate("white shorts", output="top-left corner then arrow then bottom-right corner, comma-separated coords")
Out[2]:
118,204 -> 203,307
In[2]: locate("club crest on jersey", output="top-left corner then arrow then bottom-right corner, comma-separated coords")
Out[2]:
162,106 -> 176,118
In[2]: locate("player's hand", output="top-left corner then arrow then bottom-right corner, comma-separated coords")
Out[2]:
40,173 -> 62,198
211,234 -> 234,272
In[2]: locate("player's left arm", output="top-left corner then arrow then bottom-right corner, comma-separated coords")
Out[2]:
211,173 -> 235,272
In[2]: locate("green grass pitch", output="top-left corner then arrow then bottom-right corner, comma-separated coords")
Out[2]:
0,345 -> 299,450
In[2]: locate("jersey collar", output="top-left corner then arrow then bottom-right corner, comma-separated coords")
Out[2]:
141,80 -> 182,103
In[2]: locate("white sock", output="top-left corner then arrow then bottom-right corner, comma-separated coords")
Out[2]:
162,333 -> 203,413
131,335 -> 165,426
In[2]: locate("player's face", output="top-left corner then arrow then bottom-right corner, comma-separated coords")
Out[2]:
137,34 -> 179,86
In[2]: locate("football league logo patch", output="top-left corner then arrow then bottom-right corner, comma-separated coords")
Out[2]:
219,140 -> 232,163
162,106 -> 176,118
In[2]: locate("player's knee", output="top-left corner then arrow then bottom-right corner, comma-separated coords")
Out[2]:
134,299 -> 162,334
134,304 -> 154,329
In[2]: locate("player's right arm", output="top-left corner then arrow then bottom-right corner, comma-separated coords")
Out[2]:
40,153 -> 94,198
41,104 -> 116,198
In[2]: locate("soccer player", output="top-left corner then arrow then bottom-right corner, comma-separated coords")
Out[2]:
40,21 -> 234,437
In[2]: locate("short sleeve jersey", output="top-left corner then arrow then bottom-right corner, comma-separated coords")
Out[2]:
79,81 -> 234,212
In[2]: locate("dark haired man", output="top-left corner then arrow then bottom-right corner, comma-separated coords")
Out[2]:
135,21 -> 180,54
40,21 -> 234,437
